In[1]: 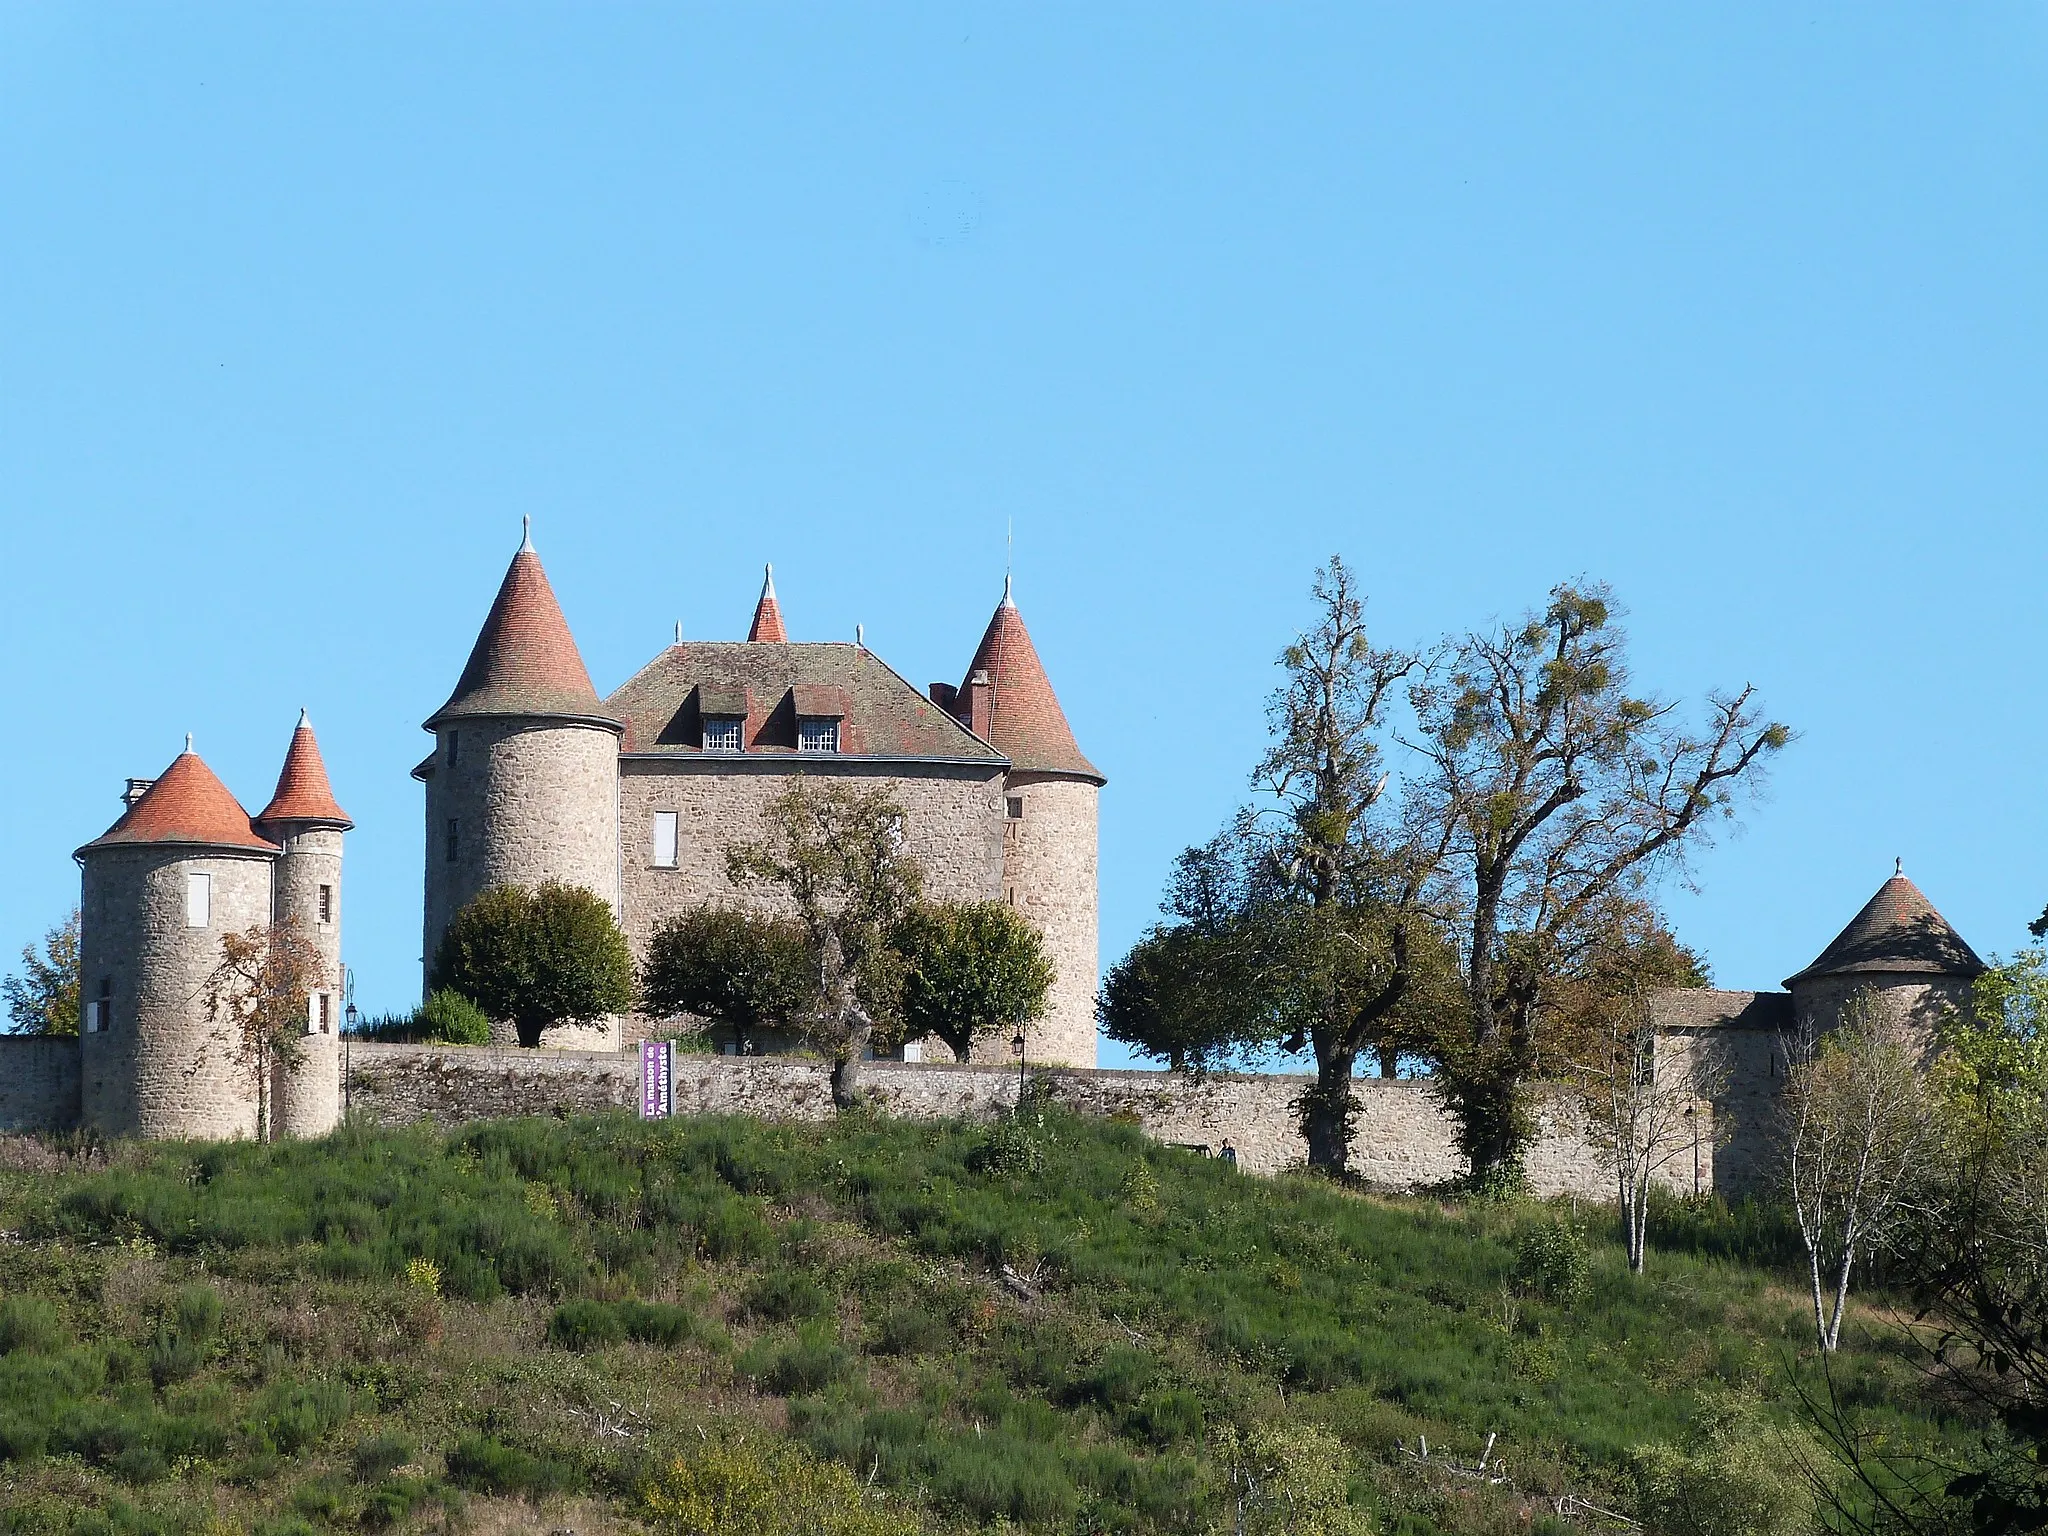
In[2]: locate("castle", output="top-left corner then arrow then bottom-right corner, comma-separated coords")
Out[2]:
0,529 -> 1995,1193
414,524 -> 1104,1063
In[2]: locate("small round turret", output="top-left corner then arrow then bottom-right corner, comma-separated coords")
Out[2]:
77,742 -> 279,1140
1784,866 -> 1984,1060
960,577 -> 1104,1068
418,523 -> 623,995
255,711 -> 352,1138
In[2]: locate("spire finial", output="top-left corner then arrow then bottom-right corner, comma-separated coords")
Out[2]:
298,707 -> 310,728
1002,570 -> 1013,607
184,732 -> 193,754
856,623 -> 865,651
674,620 -> 683,644
763,562 -> 776,598
520,514 -> 533,553
1895,856 -> 1903,877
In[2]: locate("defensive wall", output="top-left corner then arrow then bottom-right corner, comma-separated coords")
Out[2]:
338,1043 -> 1725,1199
0,1037 -> 82,1134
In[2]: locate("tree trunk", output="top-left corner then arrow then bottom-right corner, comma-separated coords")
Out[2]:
829,1004 -> 874,1108
1375,1043 -> 1399,1080
1300,1052 -> 1359,1175
515,1016 -> 545,1049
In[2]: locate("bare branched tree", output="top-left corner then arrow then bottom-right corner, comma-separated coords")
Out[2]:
1782,998 -> 1939,1352
202,915 -> 325,1142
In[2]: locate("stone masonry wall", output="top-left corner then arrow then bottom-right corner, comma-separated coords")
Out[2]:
617,755 -> 1007,950
999,773 -> 1098,1068
344,1045 -> 1704,1198
423,719 -> 622,988
83,846 -> 273,1140
0,1037 -> 81,1132
272,826 -> 344,1138
1791,973 -> 1971,1064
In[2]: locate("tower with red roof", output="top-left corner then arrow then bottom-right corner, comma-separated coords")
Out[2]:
75,719 -> 350,1141
944,576 -> 1105,1065
414,522 -> 624,1023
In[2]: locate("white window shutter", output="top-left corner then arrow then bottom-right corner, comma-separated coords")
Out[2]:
653,811 -> 679,868
185,872 -> 211,928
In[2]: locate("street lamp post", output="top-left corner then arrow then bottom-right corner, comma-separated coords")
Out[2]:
1011,1027 -> 1026,1108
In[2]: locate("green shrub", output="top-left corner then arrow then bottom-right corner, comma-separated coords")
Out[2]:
444,1433 -> 576,1496
415,988 -> 492,1045
741,1323 -> 854,1395
743,1270 -> 829,1323
351,1429 -> 416,1482
643,1434 -> 922,1534
1631,1396 -> 1817,1536
0,1296 -> 65,1355
968,1117 -> 1043,1178
1512,1217 -> 1591,1304
870,1306 -> 950,1357
172,1284 -> 223,1342
253,1379 -> 352,1454
549,1299 -> 627,1351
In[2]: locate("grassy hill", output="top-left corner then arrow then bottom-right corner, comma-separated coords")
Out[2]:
0,1103 -> 1970,1535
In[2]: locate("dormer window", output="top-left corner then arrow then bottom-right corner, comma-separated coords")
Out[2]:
704,717 -> 744,753
797,718 -> 840,754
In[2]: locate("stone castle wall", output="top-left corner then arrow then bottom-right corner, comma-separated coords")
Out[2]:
1791,973 -> 1971,1063
617,758 -> 1008,956
0,1037 -> 82,1133
422,719 -> 622,983
342,1044 -> 1709,1198
998,773 -> 1099,1068
82,846 -> 274,1140
272,826 -> 345,1138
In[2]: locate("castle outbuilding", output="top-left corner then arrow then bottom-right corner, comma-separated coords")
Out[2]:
414,531 -> 1105,1065
72,717 -> 350,1141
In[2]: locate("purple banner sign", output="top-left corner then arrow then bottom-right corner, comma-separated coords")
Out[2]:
640,1040 -> 670,1119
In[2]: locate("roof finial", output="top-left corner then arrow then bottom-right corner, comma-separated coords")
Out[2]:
184,732 -> 194,754
1895,856 -> 1903,877
298,707 -> 310,729
856,623 -> 865,651
763,562 -> 776,598
520,514 -> 534,553
1004,518 -> 1015,607
674,620 -> 683,644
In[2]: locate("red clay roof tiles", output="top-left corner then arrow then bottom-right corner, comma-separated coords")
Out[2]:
428,540 -> 618,728
960,588 -> 1102,782
1784,873 -> 1985,986
747,565 -> 788,643
256,713 -> 352,829
80,748 -> 277,855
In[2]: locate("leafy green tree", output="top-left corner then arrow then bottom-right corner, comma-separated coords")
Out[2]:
726,778 -> 923,1106
3,909 -> 80,1037
895,900 -> 1053,1063
642,905 -> 817,1054
202,915 -> 324,1141
431,882 -> 634,1048
1407,583 -> 1788,1181
1631,1394 -> 1820,1536
1099,559 -> 1458,1174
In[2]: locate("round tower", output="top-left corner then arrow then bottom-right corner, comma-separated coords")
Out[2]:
417,521 -> 623,1004
77,742 -> 279,1140
254,711 -> 352,1138
1784,865 -> 1983,1062
959,577 -> 1104,1068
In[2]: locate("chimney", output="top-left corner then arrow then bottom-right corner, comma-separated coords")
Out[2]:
964,669 -> 994,739
122,778 -> 156,809
928,682 -> 959,717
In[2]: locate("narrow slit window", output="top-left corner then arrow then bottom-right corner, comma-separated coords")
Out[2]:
446,819 -> 460,862
88,979 -> 110,1033
185,872 -> 211,928
797,718 -> 839,754
652,810 -> 679,868
318,884 -> 333,923
447,730 -> 459,766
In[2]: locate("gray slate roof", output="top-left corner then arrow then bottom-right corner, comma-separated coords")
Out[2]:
1649,989 -> 1795,1032
1784,874 -> 1985,987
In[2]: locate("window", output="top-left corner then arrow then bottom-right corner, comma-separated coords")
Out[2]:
87,979 -> 110,1034
185,872 -> 211,928
446,819 -> 460,862
652,811 -> 679,868
703,717 -> 743,753
307,991 -> 332,1035
446,730 -> 459,766
318,884 -> 333,924
797,718 -> 840,754
1006,796 -> 1024,820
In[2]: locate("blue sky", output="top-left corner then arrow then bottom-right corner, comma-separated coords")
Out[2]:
2,6 -> 2044,1065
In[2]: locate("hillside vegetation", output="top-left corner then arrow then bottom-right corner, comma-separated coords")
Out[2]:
0,1104 -> 1969,1535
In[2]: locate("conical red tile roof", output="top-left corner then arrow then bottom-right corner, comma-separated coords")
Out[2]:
960,583 -> 1101,781
256,712 -> 352,829
747,564 -> 788,642
428,529 -> 618,728
1785,872 -> 1984,986
79,746 -> 277,855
